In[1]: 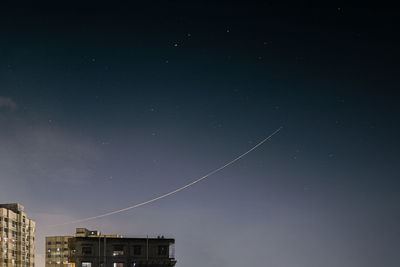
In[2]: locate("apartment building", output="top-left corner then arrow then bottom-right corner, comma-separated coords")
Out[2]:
70,235 -> 176,267
46,228 -> 176,267
0,203 -> 35,267
46,236 -> 73,267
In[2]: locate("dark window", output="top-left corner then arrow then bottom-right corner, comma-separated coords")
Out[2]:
158,245 -> 168,256
113,245 -> 124,256
133,246 -> 141,255
82,247 -> 92,255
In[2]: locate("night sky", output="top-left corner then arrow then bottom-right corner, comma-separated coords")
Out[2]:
1,5 -> 400,267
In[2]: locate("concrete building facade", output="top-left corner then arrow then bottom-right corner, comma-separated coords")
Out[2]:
0,203 -> 35,267
46,236 -> 73,267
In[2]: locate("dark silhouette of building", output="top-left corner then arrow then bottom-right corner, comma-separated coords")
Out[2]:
47,228 -> 176,267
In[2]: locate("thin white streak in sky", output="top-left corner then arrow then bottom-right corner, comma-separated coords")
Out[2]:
50,127 -> 282,226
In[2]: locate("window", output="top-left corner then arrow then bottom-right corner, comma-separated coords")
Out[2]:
158,245 -> 168,256
82,247 -> 92,255
113,263 -> 124,267
133,245 -> 141,255
113,245 -> 124,256
82,262 -> 92,267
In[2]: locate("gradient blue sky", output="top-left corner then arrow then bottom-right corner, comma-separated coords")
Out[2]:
1,5 -> 400,267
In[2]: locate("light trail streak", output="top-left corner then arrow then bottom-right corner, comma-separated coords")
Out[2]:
50,127 -> 282,226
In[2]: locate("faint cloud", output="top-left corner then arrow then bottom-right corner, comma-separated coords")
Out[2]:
0,96 -> 18,111
0,120 -> 102,186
